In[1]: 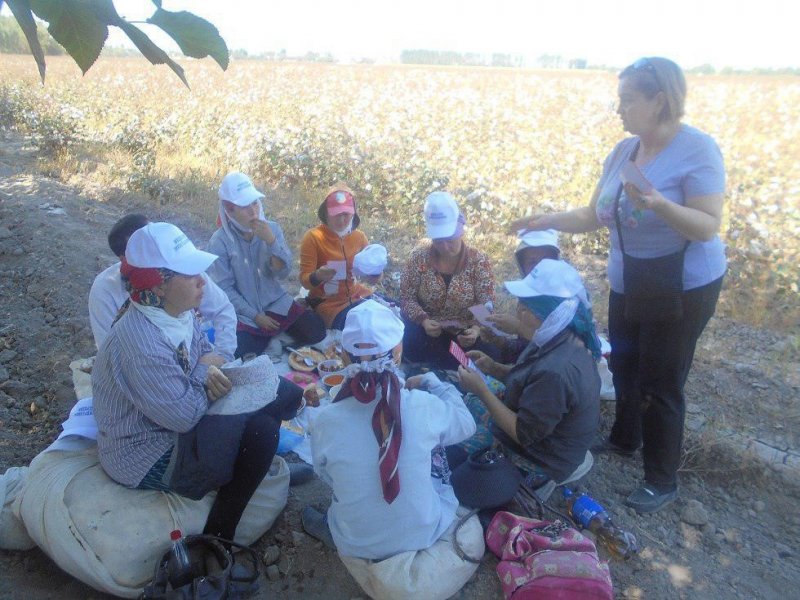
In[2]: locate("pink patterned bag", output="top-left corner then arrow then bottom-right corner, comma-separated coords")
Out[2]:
485,511 -> 613,600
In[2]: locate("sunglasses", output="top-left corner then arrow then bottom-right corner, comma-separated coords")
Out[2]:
632,57 -> 656,72
629,57 -> 662,90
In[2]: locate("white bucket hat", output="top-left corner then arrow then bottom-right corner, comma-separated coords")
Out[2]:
342,300 -> 404,357
517,229 -> 560,251
504,259 -> 590,307
424,191 -> 460,239
353,244 -> 388,277
218,172 -> 266,206
125,222 -> 217,275
206,355 -> 280,416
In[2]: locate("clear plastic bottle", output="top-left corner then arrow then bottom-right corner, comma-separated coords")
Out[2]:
167,529 -> 193,588
563,488 -> 639,560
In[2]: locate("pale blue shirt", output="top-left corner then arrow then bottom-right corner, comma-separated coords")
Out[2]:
595,124 -> 727,292
207,222 -> 294,326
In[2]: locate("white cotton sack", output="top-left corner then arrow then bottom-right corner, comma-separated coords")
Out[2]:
15,445 -> 288,598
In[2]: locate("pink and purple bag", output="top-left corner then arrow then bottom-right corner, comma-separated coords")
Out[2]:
485,511 -> 613,600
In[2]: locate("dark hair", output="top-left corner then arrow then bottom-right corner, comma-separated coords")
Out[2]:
619,57 -> 686,123
108,213 -> 149,257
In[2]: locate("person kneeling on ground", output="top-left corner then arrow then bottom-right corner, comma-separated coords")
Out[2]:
92,222 -> 303,542
208,172 -> 326,358
89,213 -> 238,360
457,259 -> 601,501
302,300 -> 483,600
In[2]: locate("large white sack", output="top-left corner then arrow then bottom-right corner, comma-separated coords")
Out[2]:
339,508 -> 484,600
15,445 -> 289,598
0,466 -> 36,550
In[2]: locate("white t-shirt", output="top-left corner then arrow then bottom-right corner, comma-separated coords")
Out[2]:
310,373 -> 476,559
88,262 -> 238,360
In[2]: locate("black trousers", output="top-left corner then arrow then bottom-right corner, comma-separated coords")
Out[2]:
234,309 -> 326,359
402,319 -> 503,371
165,378 -> 303,540
608,276 -> 723,491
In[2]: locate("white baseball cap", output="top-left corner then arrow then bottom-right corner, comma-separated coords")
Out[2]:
517,229 -> 560,251
57,397 -> 97,440
424,192 -> 460,239
342,300 -> 405,357
504,259 -> 590,307
218,172 -> 265,206
125,222 -> 217,275
353,244 -> 388,277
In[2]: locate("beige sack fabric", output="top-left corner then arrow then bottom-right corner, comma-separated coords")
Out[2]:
339,507 -> 484,600
0,466 -> 35,550
15,446 -> 289,598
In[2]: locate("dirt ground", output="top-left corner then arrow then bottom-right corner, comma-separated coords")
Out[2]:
1,131 -> 799,599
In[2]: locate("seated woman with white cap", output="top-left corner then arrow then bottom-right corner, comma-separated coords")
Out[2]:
92,222 -> 301,542
480,229 -> 562,360
457,259 -> 601,499
400,191 -> 501,371
208,172 -> 326,358
302,300 -> 483,600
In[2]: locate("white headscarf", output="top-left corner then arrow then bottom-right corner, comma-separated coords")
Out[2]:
132,302 -> 194,350
531,297 -> 580,350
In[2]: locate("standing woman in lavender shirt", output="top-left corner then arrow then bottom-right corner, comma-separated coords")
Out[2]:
511,58 -> 726,513
92,222 -> 300,541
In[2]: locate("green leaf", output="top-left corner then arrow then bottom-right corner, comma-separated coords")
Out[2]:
30,0 -> 108,74
117,21 -> 189,88
151,0 -> 162,8
147,8 -> 229,70
6,0 -> 46,82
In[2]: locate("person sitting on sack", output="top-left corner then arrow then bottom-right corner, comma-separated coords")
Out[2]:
92,222 -> 303,542
302,300 -> 483,600
89,213 -> 238,360
299,183 -> 372,330
457,259 -> 601,500
208,172 -> 326,358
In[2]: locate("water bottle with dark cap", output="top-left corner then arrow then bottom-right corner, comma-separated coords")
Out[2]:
563,488 -> 639,560
167,529 -> 193,588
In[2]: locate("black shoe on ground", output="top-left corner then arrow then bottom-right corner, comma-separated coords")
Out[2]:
591,437 -> 640,458
624,485 -> 678,513
301,507 -> 335,549
288,463 -> 315,486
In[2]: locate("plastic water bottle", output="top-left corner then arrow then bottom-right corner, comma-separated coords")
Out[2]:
167,529 -> 193,588
199,318 -> 215,346
563,488 -> 639,560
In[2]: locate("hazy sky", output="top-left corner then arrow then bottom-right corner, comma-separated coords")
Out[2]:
22,0 -> 800,69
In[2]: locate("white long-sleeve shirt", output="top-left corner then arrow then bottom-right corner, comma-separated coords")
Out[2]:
310,373 -> 476,559
88,262 -> 238,360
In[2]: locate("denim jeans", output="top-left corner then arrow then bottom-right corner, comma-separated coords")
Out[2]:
608,275 -> 723,491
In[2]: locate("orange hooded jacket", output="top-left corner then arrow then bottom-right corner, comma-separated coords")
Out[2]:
299,185 -> 371,327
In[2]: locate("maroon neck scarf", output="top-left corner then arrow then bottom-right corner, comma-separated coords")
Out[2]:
334,367 -> 403,504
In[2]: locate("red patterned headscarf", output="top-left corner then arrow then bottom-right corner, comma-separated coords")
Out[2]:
333,357 -> 403,504
119,256 -> 174,306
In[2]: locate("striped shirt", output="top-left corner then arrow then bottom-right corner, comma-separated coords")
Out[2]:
92,308 -> 212,487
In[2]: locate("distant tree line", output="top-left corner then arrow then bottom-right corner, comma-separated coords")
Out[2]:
0,15 -> 63,55
400,50 -> 588,69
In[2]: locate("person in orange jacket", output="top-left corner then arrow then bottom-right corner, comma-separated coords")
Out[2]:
299,183 -> 372,329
